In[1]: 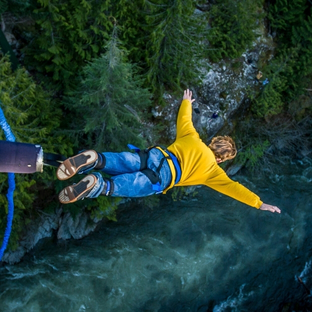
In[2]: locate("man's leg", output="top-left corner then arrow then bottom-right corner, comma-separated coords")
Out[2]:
58,171 -> 155,204
100,152 -> 140,175
57,148 -> 172,203
109,172 -> 155,197
57,150 -> 140,180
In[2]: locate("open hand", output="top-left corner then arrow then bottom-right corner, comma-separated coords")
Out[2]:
183,89 -> 195,103
259,203 -> 281,213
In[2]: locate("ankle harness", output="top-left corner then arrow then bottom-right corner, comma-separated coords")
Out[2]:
102,178 -> 114,196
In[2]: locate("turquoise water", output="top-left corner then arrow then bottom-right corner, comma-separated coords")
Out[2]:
1,159 -> 312,311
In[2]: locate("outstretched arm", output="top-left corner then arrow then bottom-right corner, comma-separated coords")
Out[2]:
206,166 -> 281,213
176,89 -> 198,140
259,203 -> 281,213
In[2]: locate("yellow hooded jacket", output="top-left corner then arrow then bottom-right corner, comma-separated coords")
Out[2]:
160,99 -> 263,209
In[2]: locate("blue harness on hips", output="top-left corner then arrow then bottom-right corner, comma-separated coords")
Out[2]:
128,144 -> 181,193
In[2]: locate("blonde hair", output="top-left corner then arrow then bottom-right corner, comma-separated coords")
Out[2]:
209,136 -> 237,161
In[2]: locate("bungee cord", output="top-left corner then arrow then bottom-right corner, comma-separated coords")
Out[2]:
0,101 -> 16,261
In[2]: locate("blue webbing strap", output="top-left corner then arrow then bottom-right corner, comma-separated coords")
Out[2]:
165,150 -> 181,185
127,144 -> 140,153
0,102 -> 16,261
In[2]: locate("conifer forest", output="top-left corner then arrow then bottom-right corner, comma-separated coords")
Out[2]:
0,0 -> 312,252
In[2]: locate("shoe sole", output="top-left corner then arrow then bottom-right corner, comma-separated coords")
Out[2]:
59,174 -> 97,204
57,150 -> 98,180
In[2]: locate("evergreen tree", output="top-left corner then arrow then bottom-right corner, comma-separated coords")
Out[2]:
0,0 -> 33,15
207,0 -> 263,62
142,0 -> 208,101
68,24 -> 151,152
250,0 -> 312,119
268,0 -> 312,99
24,0 -> 113,92
0,0 -> 7,14
110,0 -> 146,63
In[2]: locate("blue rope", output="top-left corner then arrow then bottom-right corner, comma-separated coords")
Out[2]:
0,103 -> 16,261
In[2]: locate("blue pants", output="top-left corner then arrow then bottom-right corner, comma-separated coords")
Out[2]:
86,148 -> 172,198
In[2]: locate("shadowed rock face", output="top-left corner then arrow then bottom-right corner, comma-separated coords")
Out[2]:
152,31 -> 275,142
2,209 -> 100,264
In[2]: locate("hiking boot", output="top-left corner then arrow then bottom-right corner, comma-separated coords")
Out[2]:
58,174 -> 97,204
57,150 -> 98,180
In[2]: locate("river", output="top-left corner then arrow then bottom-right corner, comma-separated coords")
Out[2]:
1,159 -> 312,312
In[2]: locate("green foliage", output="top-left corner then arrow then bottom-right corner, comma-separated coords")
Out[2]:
233,112 -> 312,173
270,0 -> 312,81
21,0 -> 209,101
5,0 -> 33,15
110,0 -> 146,61
169,186 -> 197,201
0,0 -> 33,15
0,54 -> 73,250
252,81 -> 285,118
236,140 -> 270,170
0,0 -> 7,14
207,0 -> 263,62
87,196 -> 120,222
142,0 -> 208,101
254,0 -> 312,117
137,195 -> 160,209
170,186 -> 185,202
0,54 -> 71,153
67,25 -> 152,151
268,0 -> 308,33
24,0 -> 113,92
251,50 -> 295,118
0,0 -> 34,15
